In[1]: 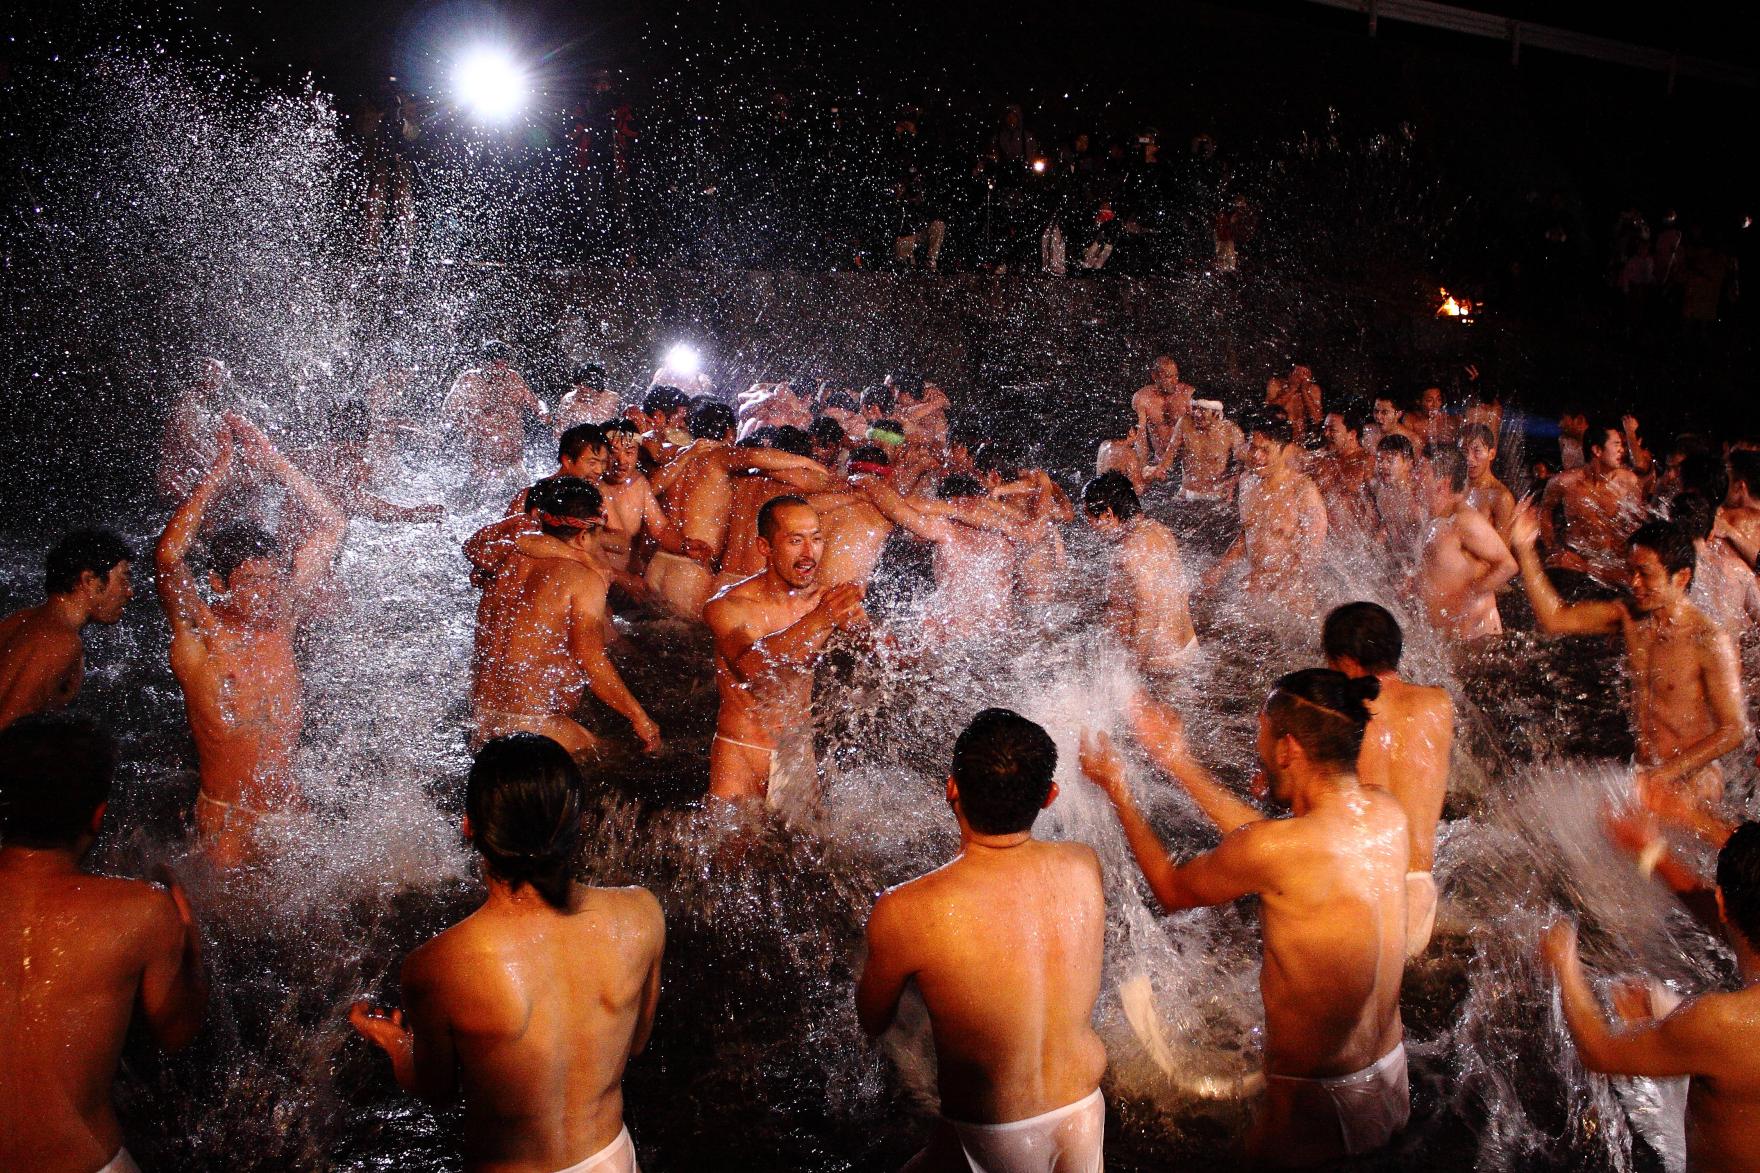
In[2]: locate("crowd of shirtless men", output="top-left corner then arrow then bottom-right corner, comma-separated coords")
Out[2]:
4,342 -> 1760,1173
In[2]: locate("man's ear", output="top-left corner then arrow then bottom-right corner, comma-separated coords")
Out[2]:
89,801 -> 109,836
1042,781 -> 1060,810
945,776 -> 958,806
207,571 -> 225,594
461,814 -> 474,844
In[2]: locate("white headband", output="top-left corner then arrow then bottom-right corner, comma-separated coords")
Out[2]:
1193,399 -> 1224,413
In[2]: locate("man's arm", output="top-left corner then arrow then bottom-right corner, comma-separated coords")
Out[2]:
138,880 -> 207,1051
568,580 -> 660,752
1130,696 -> 1266,833
156,425 -> 232,648
1537,474 -> 1567,553
1646,627 -> 1751,790
1509,502 -> 1624,635
227,414 -> 346,597
1298,480 -> 1329,563
1543,921 -> 1714,1078
855,891 -> 913,1037
1459,508 -> 1519,595
462,513 -> 537,586
858,478 -> 958,543
706,585 -> 865,684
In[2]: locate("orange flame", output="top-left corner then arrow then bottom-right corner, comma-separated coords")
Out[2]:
1436,287 -> 1476,319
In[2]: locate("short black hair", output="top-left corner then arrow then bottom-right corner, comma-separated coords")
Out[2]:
688,398 -> 736,440
848,444 -> 890,466
601,417 -> 640,437
643,384 -> 689,417
481,339 -> 512,362
1669,492 -> 1717,541
1083,471 -> 1141,521
758,494 -> 811,539
1430,445 -> 1468,493
527,476 -> 604,537
861,384 -> 897,414
1586,418 -> 1624,458
1459,422 -> 1496,451
1727,450 -> 1760,498
936,474 -> 984,500
44,529 -> 131,596
558,423 -> 608,463
950,708 -> 1057,834
1376,433 -> 1415,460
810,416 -> 846,449
1264,668 -> 1381,769
204,523 -> 281,584
973,442 -> 1019,481
571,362 -> 606,386
769,425 -> 813,457
1243,409 -> 1293,447
1678,452 -> 1728,505
1329,402 -> 1367,438
824,389 -> 860,413
467,733 -> 583,910
1716,822 -> 1760,947
0,715 -> 117,848
1322,602 -> 1402,673
1628,519 -> 1696,584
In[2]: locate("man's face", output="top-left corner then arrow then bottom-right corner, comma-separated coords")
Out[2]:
1592,430 -> 1626,470
562,446 -> 610,483
1083,506 -> 1122,538
1323,414 -> 1351,451
1245,432 -> 1282,472
1191,409 -> 1216,434
91,562 -> 133,625
1421,386 -> 1443,414
607,432 -> 640,476
1628,545 -> 1685,614
1373,399 -> 1399,429
1153,358 -> 1179,388
1376,450 -> 1411,484
216,559 -> 285,626
1427,468 -> 1457,515
761,504 -> 824,589
1464,438 -> 1493,479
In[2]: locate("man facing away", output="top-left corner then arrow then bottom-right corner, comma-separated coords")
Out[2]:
471,477 -> 660,758
1545,821 -> 1760,1173
1322,603 -> 1455,957
352,733 -> 664,1173
443,340 -> 548,487
0,530 -> 134,730
552,362 -> 621,434
858,708 -> 1107,1173
1081,472 -> 1197,676
1081,671 -> 1410,1166
1511,506 -> 1748,843
1417,446 -> 1518,641
703,496 -> 866,806
0,717 -> 207,1173
156,413 -> 346,868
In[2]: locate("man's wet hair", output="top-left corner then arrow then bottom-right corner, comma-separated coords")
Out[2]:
861,384 -> 897,414
1376,433 -> 1415,460
1083,471 -> 1141,521
823,389 -> 860,413
936,473 -> 985,500
1729,450 -> 1760,498
558,423 -> 609,463
893,373 -> 925,400
1430,445 -> 1468,494
571,362 -> 606,386
1716,822 -> 1760,947
1678,452 -> 1728,504
1628,519 -> 1696,584
44,529 -> 131,596
950,708 -> 1057,835
327,398 -> 372,447
1264,668 -> 1381,769
973,441 -> 1019,481
601,417 -> 640,437
1243,409 -> 1293,447
757,493 -> 811,540
848,444 -> 890,467
769,425 -> 813,457
0,715 -> 117,848
810,416 -> 846,450
480,339 -> 512,363
642,384 -> 689,417
1459,422 -> 1496,452
204,523 -> 281,584
688,398 -> 736,440
527,476 -> 604,537
1322,601 -> 1403,673
870,417 -> 906,438
1586,418 -> 1624,458
1330,402 -> 1368,438
466,733 -> 583,911
1669,492 -> 1717,542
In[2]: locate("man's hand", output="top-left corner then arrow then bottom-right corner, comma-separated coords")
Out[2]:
1078,729 -> 1131,807
816,582 -> 868,630
1541,919 -> 1579,978
349,1000 -> 414,1064
1129,694 -> 1190,764
632,715 -> 662,755
681,537 -> 716,566
223,411 -> 277,464
1509,500 -> 1541,551
156,867 -> 206,976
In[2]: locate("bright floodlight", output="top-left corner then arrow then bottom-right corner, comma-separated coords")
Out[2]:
454,48 -> 527,121
664,343 -> 701,377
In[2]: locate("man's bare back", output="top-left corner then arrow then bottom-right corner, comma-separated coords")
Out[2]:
1110,518 -> 1196,670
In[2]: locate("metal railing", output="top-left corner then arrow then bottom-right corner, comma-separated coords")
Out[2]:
1302,0 -> 1755,89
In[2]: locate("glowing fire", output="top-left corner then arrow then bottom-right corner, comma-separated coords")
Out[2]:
1435,287 -> 1477,320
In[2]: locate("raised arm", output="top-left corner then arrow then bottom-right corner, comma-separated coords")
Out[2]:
1130,695 -> 1266,834
1510,501 -> 1624,635
569,580 -> 660,752
1543,921 -> 1716,1078
858,477 -> 957,543
227,413 -> 346,597
156,424 -> 232,643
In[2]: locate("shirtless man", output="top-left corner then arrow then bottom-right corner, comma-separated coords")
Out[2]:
1371,433 -> 1426,569
298,400 -> 445,524
0,531 -> 133,730
1672,495 -> 1760,633
1402,386 -> 1456,450
552,363 -> 621,434
596,419 -> 705,592
442,341 -> 547,485
1363,395 -> 1421,454
1460,422 -> 1516,539
1204,413 -> 1328,616
1310,407 -> 1375,537
804,446 -> 904,588
859,709 -> 1107,1173
645,400 -> 832,619
1322,603 -> 1455,956
470,477 -> 660,758
1716,451 -> 1760,570
1538,419 -> 1644,594
0,717 -> 208,1173
1163,399 -> 1243,501
1082,472 -> 1197,674
1512,506 -> 1749,841
736,381 -> 813,440
1544,822 -> 1760,1173
1095,416 -> 1151,494
1269,367 -> 1322,439
157,356 -> 230,501
1556,406 -> 1589,470
351,733 -> 663,1173
703,496 -> 866,805
1131,355 -> 1186,464
978,452 -> 1073,611
898,377 -> 953,448
1082,671 -> 1410,1166
157,414 -> 346,867
1416,447 -> 1517,640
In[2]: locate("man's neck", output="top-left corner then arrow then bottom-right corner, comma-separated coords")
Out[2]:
1291,770 -> 1359,816
45,592 -> 91,630
482,874 -> 568,913
960,828 -> 1034,853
